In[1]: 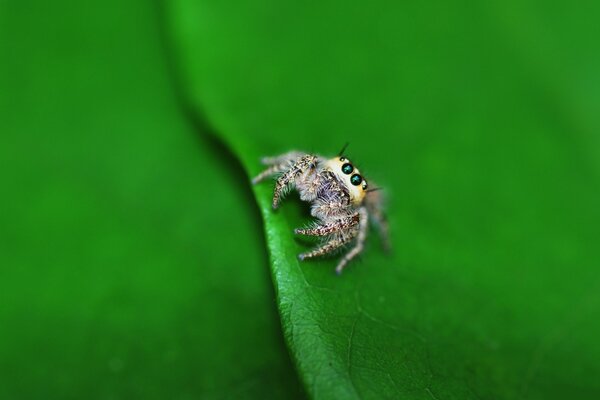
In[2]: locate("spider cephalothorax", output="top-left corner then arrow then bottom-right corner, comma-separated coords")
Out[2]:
252,148 -> 389,274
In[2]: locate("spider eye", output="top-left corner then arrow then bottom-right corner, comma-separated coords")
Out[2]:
339,157 -> 346,162
341,163 -> 353,175
362,182 -> 368,190
350,174 -> 362,186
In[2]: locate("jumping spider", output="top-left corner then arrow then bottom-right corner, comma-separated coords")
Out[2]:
252,146 -> 389,274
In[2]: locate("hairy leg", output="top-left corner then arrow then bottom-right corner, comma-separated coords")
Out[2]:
260,151 -> 303,166
365,189 -> 390,252
297,231 -> 356,261
294,213 -> 359,236
251,151 -> 303,184
373,211 -> 390,252
335,207 -> 369,274
252,164 -> 284,184
272,154 -> 317,209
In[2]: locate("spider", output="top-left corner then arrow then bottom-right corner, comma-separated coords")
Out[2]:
252,145 -> 389,274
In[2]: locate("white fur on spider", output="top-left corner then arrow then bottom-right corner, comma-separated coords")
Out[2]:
252,150 -> 388,274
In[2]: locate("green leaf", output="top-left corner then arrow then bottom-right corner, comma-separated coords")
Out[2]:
168,1 -> 600,398
0,1 -> 302,398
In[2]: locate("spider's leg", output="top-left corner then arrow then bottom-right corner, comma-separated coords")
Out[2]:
294,213 -> 359,236
365,188 -> 390,252
335,207 -> 369,274
252,152 -> 304,184
272,154 -> 317,209
260,151 -> 303,166
297,231 -> 356,261
373,210 -> 391,253
252,164 -> 285,185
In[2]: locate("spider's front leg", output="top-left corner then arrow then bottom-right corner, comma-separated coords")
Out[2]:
251,151 -> 303,185
335,207 -> 369,274
271,154 -> 318,209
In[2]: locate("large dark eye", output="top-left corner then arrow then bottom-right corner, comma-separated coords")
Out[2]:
341,163 -> 353,175
350,174 -> 362,186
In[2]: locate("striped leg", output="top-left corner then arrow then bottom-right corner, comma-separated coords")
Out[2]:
298,231 -> 357,261
252,164 -> 285,184
251,151 -> 303,184
335,207 -> 369,274
373,209 -> 390,253
294,213 -> 359,236
260,151 -> 303,166
272,155 -> 317,209
365,187 -> 390,252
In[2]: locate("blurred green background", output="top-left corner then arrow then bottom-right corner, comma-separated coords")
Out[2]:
0,1 -> 302,399
2,0 -> 600,399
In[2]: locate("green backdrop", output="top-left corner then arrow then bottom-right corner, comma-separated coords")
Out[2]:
2,0 -> 599,399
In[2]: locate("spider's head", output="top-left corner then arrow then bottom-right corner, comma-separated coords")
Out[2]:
324,156 -> 368,205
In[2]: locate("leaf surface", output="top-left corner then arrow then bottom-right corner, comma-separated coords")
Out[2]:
168,1 -> 600,398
